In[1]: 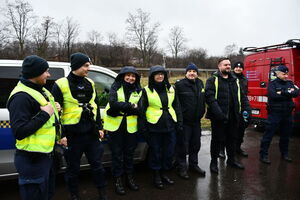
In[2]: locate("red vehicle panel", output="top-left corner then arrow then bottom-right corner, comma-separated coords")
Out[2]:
243,39 -> 300,129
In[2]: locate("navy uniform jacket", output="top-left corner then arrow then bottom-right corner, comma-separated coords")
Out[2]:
267,78 -> 299,113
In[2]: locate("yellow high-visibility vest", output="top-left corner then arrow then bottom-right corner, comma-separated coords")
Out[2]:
55,77 -> 97,125
144,86 -> 177,124
103,86 -> 141,133
9,82 -> 59,153
214,76 -> 241,112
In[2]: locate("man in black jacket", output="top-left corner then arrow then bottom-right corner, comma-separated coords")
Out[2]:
175,63 -> 206,179
205,58 -> 250,174
233,62 -> 249,157
259,65 -> 299,164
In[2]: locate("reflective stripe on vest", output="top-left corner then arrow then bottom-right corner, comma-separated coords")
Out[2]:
103,86 -> 141,133
9,82 -> 58,153
55,77 -> 97,125
144,86 -> 177,124
214,76 -> 241,112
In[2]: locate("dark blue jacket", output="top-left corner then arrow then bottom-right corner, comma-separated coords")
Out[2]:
267,78 -> 299,113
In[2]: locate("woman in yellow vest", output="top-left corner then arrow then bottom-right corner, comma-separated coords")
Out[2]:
138,65 -> 183,190
103,66 -> 141,195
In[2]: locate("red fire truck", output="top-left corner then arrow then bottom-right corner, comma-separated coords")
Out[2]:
243,39 -> 300,130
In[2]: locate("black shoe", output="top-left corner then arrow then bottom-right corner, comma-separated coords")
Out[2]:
236,148 -> 248,157
177,169 -> 189,180
98,187 -> 108,200
70,193 -> 80,200
190,166 -> 206,177
227,161 -> 245,169
218,150 -> 226,159
161,173 -> 174,185
126,174 -> 139,191
260,156 -> 271,164
282,155 -> 292,162
210,162 -> 219,174
115,177 -> 126,195
153,170 -> 164,189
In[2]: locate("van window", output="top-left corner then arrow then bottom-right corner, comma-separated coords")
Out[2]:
87,71 -> 114,107
0,67 -> 64,108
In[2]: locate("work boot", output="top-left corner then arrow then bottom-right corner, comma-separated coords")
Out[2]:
227,160 -> 245,169
260,156 -> 271,164
161,172 -> 174,185
210,161 -> 219,174
236,148 -> 248,157
282,155 -> 292,162
126,174 -> 139,191
114,177 -> 125,195
98,187 -> 108,200
177,168 -> 189,180
70,193 -> 80,200
190,166 -> 206,177
218,150 -> 226,159
153,170 -> 164,189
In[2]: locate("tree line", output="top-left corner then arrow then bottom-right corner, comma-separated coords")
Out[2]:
0,0 -> 244,69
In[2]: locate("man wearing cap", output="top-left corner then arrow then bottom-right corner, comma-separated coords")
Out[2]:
52,53 -> 107,200
205,58 -> 250,174
259,65 -> 299,164
232,61 -> 250,157
7,55 -> 61,200
175,63 -> 206,179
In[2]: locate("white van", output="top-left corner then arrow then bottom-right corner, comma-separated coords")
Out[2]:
0,60 -> 148,180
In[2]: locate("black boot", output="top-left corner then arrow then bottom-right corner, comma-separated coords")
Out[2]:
236,148 -> 248,157
98,187 -> 108,200
161,172 -> 174,185
70,193 -> 80,200
126,174 -> 139,191
210,160 -> 219,174
153,170 -> 164,189
115,177 -> 126,195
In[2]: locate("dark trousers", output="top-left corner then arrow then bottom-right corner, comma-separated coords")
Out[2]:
14,151 -> 54,200
236,115 -> 248,150
260,112 -> 293,157
108,127 -> 138,177
148,131 -> 176,170
210,119 -> 238,163
65,134 -> 106,195
176,122 -> 201,170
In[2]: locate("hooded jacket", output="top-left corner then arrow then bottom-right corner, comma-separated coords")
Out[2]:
138,65 -> 183,133
107,66 -> 142,117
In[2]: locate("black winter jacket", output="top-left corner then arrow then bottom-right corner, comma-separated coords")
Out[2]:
51,72 -> 102,138
175,78 -> 205,125
7,78 -> 52,140
233,72 -> 248,95
205,71 -> 250,121
267,78 -> 299,113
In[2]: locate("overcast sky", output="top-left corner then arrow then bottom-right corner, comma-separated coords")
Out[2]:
6,0 -> 300,56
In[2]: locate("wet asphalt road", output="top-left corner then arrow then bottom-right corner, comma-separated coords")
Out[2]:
1,127 -> 300,200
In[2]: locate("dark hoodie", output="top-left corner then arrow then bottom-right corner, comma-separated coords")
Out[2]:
138,65 -> 183,134
107,66 -> 142,117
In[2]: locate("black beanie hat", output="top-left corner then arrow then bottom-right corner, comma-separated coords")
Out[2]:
22,55 -> 49,79
70,53 -> 91,71
276,65 -> 289,73
233,62 -> 244,69
186,63 -> 199,73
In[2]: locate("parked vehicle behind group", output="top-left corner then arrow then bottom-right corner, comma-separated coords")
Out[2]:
243,39 -> 300,130
0,60 -> 148,180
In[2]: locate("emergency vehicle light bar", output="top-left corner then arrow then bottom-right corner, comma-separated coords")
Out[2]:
243,39 -> 300,52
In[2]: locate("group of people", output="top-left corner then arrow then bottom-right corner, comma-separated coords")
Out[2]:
7,53 -> 299,200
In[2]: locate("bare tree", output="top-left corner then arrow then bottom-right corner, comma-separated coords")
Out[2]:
62,17 -> 79,60
224,43 -> 238,57
86,30 -> 102,64
126,8 -> 160,67
32,16 -> 54,58
0,21 -> 9,48
168,26 -> 186,59
6,0 -> 36,58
